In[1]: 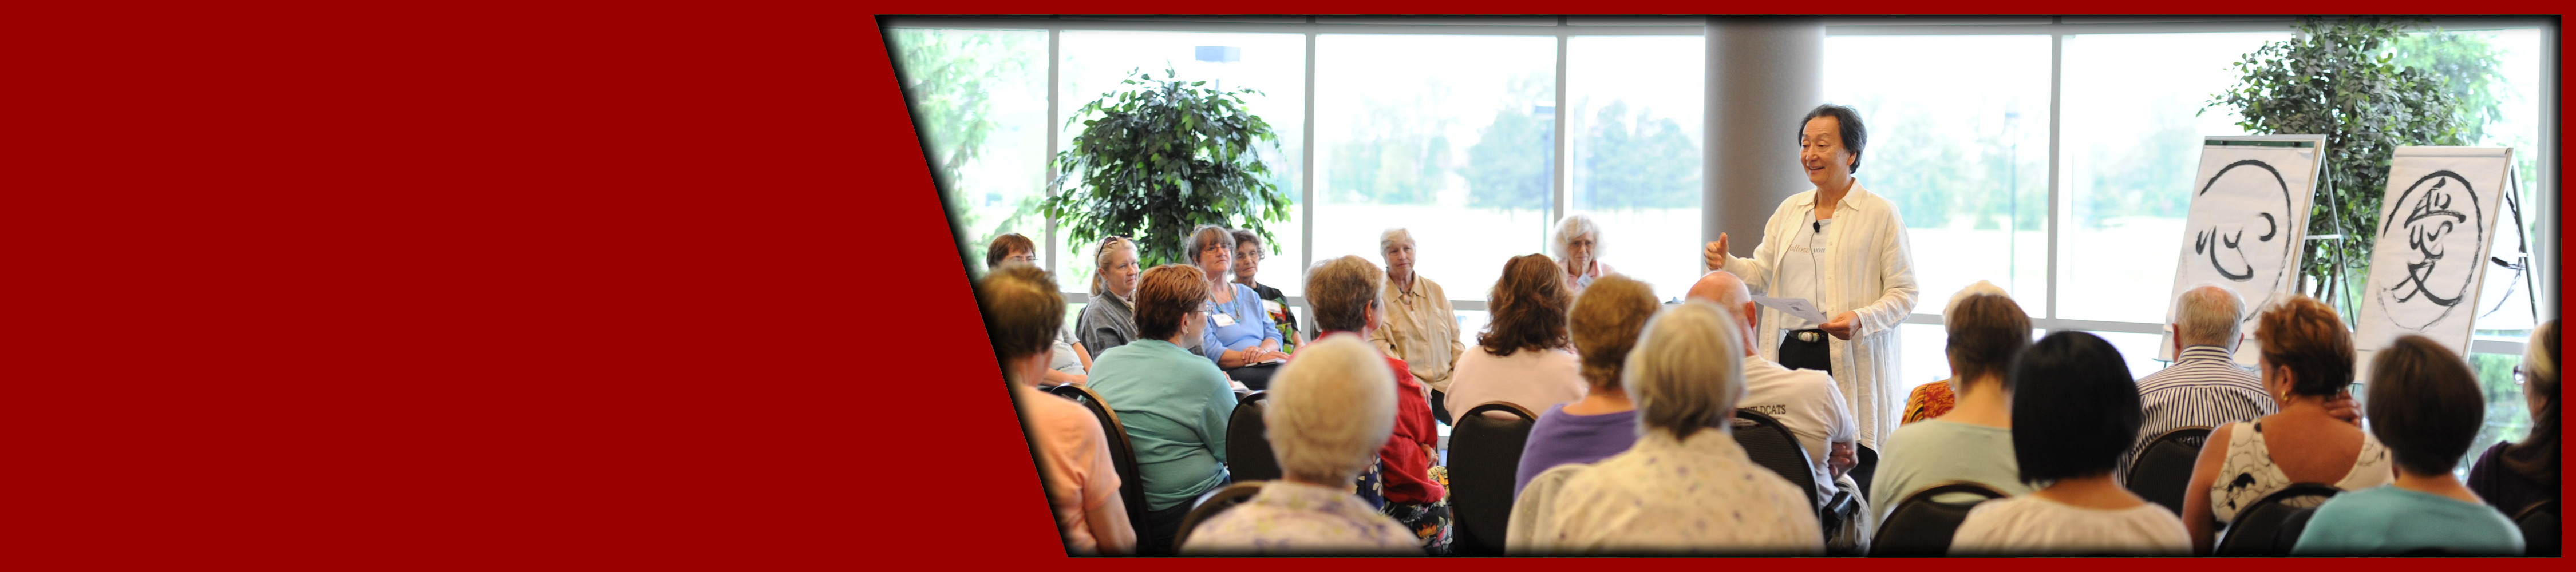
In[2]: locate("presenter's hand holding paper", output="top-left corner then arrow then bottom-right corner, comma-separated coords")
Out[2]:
1820,312 -> 1858,340
1702,233 -> 1735,271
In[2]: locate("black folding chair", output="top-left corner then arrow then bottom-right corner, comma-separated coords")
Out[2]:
1447,401 -> 1537,557
1222,391 -> 1279,483
1868,481 -> 2008,557
2515,498 -> 2559,557
1731,410 -> 1857,544
2123,426 -> 2211,516
1851,444 -> 1878,502
2213,483 -> 2340,557
1048,384 -> 1151,553
1172,481 -> 1267,551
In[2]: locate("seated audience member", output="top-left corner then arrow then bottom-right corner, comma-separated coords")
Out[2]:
1445,253 -> 1586,421
1368,228 -> 1464,422
1182,336 -> 1425,555
2467,320 -> 2558,518
2124,285 -> 2271,480
1514,274 -> 1656,495
1231,229 -> 1300,353
979,265 -> 1135,555
1511,301 -> 1825,554
1552,214 -> 1615,297
1076,236 -> 1141,355
2180,295 -> 2391,555
2292,336 -> 2525,556
1950,332 -> 2189,556
1692,270 -> 1862,506
1085,264 -> 1238,555
1869,282 -> 2037,519
1186,225 -> 1287,388
988,233 -> 1091,384
1299,255 -> 1448,553
1901,379 -> 1954,426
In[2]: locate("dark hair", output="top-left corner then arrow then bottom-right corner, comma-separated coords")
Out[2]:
2255,295 -> 2354,398
975,264 -> 1064,363
1133,264 -> 1209,341
2366,335 -> 2486,476
984,233 -> 1036,270
1568,275 -> 1659,392
2008,331 -> 2141,484
1947,293 -> 2032,388
1230,228 -> 1262,251
1479,254 -> 1571,356
1799,104 -> 1868,173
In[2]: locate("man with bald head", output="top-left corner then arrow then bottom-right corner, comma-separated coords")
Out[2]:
1689,271 -> 1861,513
2123,284 -> 2272,480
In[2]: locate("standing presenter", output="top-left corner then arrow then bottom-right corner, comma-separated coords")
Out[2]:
1703,104 -> 1918,450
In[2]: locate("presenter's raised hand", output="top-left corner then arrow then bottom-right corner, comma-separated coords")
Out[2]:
1702,233 -> 1733,271
1820,312 -> 1858,340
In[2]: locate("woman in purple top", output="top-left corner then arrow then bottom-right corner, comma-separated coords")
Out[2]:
1515,275 -> 1660,496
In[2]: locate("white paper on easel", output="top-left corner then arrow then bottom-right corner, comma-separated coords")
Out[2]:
2161,136 -> 2324,367
2354,146 -> 2515,364
1753,295 -> 1830,325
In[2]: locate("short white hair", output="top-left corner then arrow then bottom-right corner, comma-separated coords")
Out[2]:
1552,214 -> 1603,261
1379,228 -> 1415,254
1265,334 -> 1397,484
1623,301 -> 1746,440
1944,280 -> 2012,316
2174,284 -> 2245,348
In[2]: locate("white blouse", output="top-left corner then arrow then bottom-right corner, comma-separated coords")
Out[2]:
1508,428 -> 1825,555
1717,180 -> 1919,450
1949,495 -> 2192,556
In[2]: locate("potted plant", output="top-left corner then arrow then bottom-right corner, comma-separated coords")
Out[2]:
1044,68 -> 1290,269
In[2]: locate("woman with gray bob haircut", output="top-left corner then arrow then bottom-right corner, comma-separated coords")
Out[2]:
1182,335 -> 1423,555
1508,301 -> 1825,555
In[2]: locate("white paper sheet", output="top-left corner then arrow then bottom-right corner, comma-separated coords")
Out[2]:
1753,295 -> 1831,325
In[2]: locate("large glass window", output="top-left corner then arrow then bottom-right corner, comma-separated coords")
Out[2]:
1825,35 -> 2052,312
1313,34 -> 1556,300
1566,35 -> 1704,302
887,29 -> 1049,276
1053,31 -> 1308,295
2057,32 -> 2288,323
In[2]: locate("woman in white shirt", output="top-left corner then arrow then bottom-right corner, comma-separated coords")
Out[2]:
1444,254 -> 1587,422
1553,214 -> 1615,297
1949,331 -> 2190,556
1704,104 -> 1918,450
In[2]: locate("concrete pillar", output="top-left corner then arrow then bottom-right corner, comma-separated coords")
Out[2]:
1703,17 -> 1824,260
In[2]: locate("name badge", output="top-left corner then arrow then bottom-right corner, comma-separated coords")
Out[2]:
1211,312 -> 1238,328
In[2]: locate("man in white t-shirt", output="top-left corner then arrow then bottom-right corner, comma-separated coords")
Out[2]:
1692,269 -> 1868,549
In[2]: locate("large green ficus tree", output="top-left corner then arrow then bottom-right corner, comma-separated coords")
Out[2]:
2207,16 -> 2472,312
1046,68 -> 1289,268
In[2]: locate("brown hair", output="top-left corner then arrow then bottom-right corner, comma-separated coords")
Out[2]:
1479,254 -> 1571,356
1303,255 -> 1382,334
2503,320 -> 2559,483
975,264 -> 1064,363
2254,295 -> 2353,398
1133,264 -> 1209,341
2365,335 -> 2486,476
983,233 -> 1036,270
1947,293 -> 2032,388
1569,275 -> 1658,392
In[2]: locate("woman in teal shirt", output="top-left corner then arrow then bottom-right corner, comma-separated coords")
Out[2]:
2291,336 -> 2523,556
1086,263 -> 1238,556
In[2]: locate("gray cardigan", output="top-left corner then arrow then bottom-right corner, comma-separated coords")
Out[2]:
1076,291 -> 1139,355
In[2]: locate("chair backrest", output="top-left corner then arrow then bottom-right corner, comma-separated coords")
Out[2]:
2123,426 -> 2211,516
1223,391 -> 1279,483
1447,401 -> 1538,557
1048,383 -> 1151,547
1851,444 -> 1879,502
2212,482 -> 2341,557
2515,498 -> 2559,557
1172,481 -> 1266,550
1868,481 -> 2008,557
1730,410 -> 1820,510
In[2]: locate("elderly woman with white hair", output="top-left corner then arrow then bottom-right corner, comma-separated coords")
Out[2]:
1508,301 -> 1826,555
1368,227 -> 1465,423
1182,335 -> 1425,555
1186,224 -> 1288,388
1553,214 -> 1616,297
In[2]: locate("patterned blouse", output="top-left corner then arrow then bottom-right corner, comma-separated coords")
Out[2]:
1901,380 -> 1955,426
2208,420 -> 2394,523
1179,479 -> 1425,555
1511,428 -> 1826,555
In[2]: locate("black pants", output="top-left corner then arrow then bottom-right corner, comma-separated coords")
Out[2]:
1429,390 -> 1452,426
1778,329 -> 1834,376
1226,362 -> 1280,391
1141,499 -> 1195,556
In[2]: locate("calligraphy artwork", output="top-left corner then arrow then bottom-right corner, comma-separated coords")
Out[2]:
2162,137 -> 2320,364
2356,146 -> 2515,360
